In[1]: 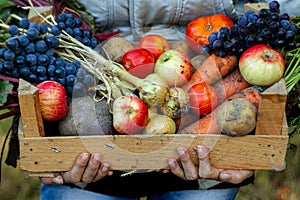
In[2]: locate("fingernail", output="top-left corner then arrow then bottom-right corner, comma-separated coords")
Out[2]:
177,147 -> 185,157
53,177 -> 63,184
81,153 -> 90,161
196,145 -> 206,157
219,173 -> 232,181
92,154 -> 101,164
168,159 -> 176,169
101,163 -> 109,172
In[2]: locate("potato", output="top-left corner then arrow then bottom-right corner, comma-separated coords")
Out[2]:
169,40 -> 196,58
216,98 -> 257,136
58,96 -> 116,136
100,36 -> 134,63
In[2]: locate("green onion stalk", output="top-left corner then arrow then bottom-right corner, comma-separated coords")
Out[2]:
284,48 -> 300,93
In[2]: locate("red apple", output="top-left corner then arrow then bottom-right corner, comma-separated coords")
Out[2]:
122,47 -> 155,78
239,44 -> 285,86
37,81 -> 68,121
113,96 -> 149,135
138,34 -> 170,60
154,49 -> 192,87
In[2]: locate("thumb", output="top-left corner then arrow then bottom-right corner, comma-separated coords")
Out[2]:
40,175 -> 64,185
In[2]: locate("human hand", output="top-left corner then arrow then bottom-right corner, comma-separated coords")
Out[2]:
40,153 -> 113,185
166,145 -> 254,184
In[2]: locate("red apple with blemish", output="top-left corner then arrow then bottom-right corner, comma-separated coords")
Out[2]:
113,96 -> 149,135
155,49 -> 193,87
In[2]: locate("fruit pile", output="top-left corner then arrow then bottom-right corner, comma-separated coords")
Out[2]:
0,12 -> 98,95
199,1 -> 298,57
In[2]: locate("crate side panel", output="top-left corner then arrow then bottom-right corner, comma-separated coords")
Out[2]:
18,79 -> 45,137
255,79 -> 287,135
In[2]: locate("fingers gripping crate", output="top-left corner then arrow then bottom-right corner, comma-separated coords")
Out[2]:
17,78 -> 289,177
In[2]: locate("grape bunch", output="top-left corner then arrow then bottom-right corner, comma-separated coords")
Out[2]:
0,13 -> 99,97
55,13 -> 99,49
202,1 -> 298,57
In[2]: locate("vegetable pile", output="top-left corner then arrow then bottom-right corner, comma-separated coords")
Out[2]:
0,0 -> 299,138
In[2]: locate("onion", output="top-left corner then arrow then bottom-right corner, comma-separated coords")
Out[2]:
143,111 -> 176,134
161,87 -> 190,118
110,67 -> 169,107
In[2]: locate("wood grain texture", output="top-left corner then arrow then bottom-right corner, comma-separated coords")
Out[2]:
18,79 -> 45,137
255,79 -> 287,135
20,131 -> 288,174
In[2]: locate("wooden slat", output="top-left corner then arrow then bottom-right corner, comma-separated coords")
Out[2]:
255,79 -> 287,135
19,133 -> 288,174
18,79 -> 45,137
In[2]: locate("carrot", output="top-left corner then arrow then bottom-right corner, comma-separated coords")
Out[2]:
213,68 -> 251,104
185,54 -> 238,89
178,86 -> 263,134
176,68 -> 251,131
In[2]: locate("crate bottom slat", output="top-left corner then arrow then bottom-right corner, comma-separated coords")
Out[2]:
19,134 -> 288,174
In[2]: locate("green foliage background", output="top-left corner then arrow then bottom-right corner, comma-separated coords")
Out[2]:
0,116 -> 40,200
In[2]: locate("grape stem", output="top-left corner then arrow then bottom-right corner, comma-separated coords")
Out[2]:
0,74 -> 19,83
0,103 -> 19,111
0,109 -> 20,121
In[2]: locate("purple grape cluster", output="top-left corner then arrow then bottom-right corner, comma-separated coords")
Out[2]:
0,13 -> 99,97
202,1 -> 298,57
55,13 -> 99,49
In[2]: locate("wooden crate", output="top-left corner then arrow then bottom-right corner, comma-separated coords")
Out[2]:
17,78 -> 289,176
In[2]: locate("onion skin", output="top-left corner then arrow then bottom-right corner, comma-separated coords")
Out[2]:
161,87 -> 190,118
239,44 -> 285,86
106,58 -> 169,107
143,114 -> 176,134
138,73 -> 169,107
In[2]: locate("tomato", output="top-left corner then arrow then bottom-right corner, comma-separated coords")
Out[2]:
186,14 -> 234,52
188,82 -> 218,115
138,34 -> 170,61
122,48 -> 155,78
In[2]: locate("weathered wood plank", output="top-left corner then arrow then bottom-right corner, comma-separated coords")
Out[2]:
18,79 -> 45,137
255,79 -> 287,135
19,133 -> 288,173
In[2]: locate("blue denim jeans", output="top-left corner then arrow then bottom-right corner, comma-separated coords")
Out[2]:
40,184 -> 239,200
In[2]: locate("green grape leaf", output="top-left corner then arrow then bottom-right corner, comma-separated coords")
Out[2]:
0,80 -> 13,104
0,0 -> 16,22
0,0 -> 16,10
